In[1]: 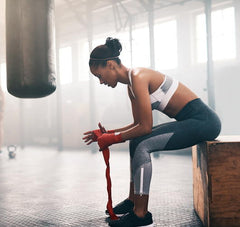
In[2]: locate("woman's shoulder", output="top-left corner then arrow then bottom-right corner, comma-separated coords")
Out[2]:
131,67 -> 153,81
131,67 -> 147,76
130,68 -> 154,95
131,67 -> 165,84
130,68 -> 148,86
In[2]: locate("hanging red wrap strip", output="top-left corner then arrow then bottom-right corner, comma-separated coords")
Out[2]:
95,127 -> 119,220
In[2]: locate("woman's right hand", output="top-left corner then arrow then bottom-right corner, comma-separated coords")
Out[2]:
82,123 -> 106,145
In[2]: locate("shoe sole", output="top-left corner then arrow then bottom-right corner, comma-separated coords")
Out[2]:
137,224 -> 154,227
106,213 -> 126,218
106,213 -> 154,226
105,211 -> 128,216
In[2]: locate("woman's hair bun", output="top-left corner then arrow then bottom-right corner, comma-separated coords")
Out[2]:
105,37 -> 122,57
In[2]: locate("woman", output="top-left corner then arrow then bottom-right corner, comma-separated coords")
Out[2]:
83,37 -> 221,227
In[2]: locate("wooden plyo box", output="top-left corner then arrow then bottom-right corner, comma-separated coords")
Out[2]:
192,136 -> 240,227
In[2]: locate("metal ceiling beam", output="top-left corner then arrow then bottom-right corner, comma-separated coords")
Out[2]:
64,0 -> 87,27
112,0 -> 132,32
57,0 -> 196,43
115,0 -> 131,16
112,0 -> 123,31
162,0 -> 185,4
138,0 -> 150,11
138,0 -> 194,13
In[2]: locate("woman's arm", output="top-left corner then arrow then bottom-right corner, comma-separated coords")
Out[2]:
96,71 -> 153,150
109,86 -> 139,133
120,71 -> 153,141
111,123 -> 136,133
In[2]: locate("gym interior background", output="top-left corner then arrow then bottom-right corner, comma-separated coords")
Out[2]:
0,0 -> 239,151
0,0 -> 239,226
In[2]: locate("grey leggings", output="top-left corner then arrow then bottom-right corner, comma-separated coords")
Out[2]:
129,98 -> 221,195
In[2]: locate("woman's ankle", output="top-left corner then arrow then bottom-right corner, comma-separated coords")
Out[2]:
133,208 -> 148,218
127,197 -> 134,202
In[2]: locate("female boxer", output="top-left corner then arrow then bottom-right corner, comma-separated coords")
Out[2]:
83,37 -> 221,227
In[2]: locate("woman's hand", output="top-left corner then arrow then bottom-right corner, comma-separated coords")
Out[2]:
82,123 -> 106,145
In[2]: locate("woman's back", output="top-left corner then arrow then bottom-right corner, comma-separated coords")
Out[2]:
130,67 -> 198,118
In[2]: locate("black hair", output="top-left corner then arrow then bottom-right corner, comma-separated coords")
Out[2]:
89,37 -> 122,68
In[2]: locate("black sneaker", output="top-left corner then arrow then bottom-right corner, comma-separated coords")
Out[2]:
108,210 -> 154,227
106,199 -> 134,216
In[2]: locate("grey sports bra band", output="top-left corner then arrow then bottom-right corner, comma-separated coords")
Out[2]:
128,69 -> 179,111
160,75 -> 173,93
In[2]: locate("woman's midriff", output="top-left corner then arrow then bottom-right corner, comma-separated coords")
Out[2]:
163,82 -> 198,118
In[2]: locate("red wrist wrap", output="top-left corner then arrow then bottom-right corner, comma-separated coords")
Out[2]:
95,130 -> 119,220
97,133 -> 123,151
102,147 -> 118,220
107,130 -> 115,133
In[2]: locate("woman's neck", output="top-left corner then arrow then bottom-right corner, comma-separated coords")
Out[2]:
116,64 -> 130,85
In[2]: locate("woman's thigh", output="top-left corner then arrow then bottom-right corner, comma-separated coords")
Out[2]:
130,119 -> 208,155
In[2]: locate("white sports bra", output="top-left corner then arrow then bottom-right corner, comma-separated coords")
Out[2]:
128,69 -> 179,111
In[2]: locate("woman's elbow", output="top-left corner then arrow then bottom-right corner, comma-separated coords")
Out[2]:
136,122 -> 152,135
143,125 -> 152,135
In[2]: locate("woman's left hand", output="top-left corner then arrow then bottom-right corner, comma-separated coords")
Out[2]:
82,123 -> 106,145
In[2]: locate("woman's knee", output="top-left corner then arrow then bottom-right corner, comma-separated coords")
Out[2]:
129,137 -> 142,158
131,143 -> 151,173
204,119 -> 221,141
199,112 -> 222,141
210,114 -> 221,139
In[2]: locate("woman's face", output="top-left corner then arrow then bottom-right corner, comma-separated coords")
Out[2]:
90,62 -> 118,88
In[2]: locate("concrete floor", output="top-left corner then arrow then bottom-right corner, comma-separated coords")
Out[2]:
0,147 -> 203,227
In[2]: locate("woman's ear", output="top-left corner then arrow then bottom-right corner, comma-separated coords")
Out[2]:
107,60 -> 115,70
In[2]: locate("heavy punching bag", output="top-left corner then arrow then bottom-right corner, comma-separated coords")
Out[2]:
6,0 -> 56,98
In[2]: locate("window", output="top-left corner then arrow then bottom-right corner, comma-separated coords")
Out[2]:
132,26 -> 150,67
59,46 -> 72,84
78,41 -> 90,81
196,7 -> 236,63
196,14 -> 207,63
154,20 -> 178,70
115,32 -> 131,66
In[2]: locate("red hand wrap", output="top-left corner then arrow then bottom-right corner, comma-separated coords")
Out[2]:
96,129 -> 119,220
107,130 -> 115,133
97,133 -> 123,151
102,147 -> 118,220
